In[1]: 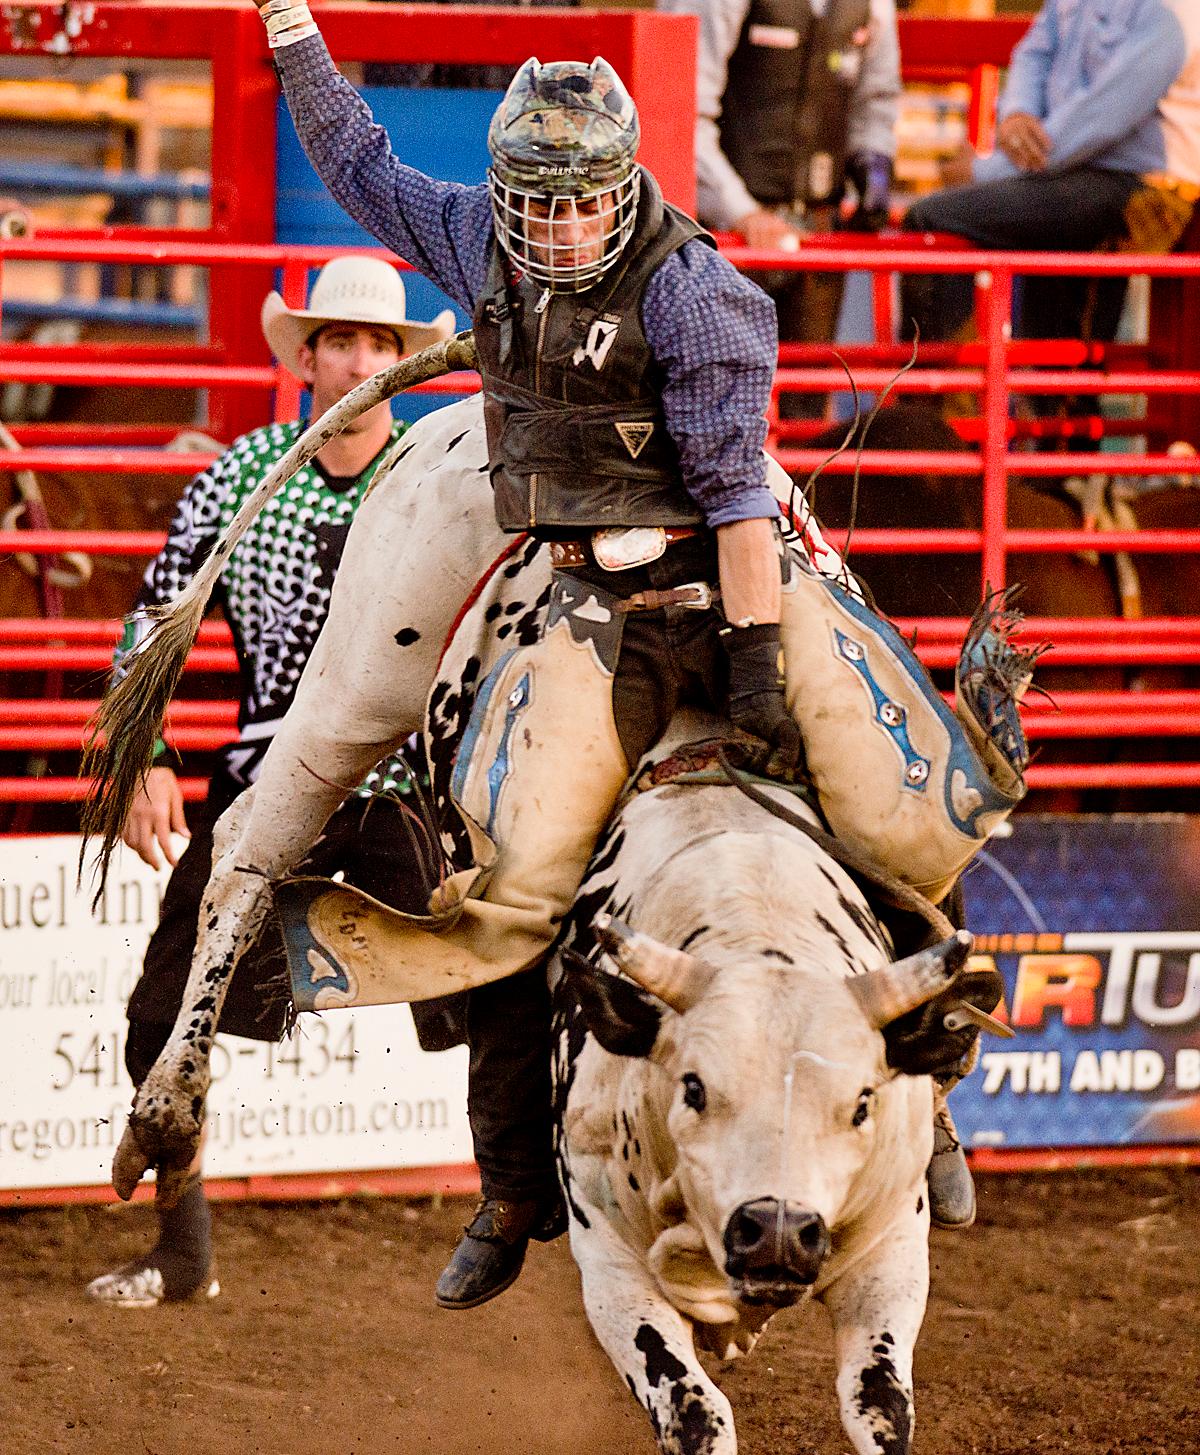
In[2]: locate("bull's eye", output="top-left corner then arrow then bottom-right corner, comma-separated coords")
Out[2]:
852,1089 -> 874,1128
681,1072 -> 707,1112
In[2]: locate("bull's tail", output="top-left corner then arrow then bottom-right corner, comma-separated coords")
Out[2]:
79,330 -> 479,894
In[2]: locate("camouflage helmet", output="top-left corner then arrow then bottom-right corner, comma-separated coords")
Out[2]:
487,57 -> 642,292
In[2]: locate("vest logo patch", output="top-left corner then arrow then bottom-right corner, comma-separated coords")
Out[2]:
615,422 -> 654,459
748,23 -> 800,48
573,317 -> 621,372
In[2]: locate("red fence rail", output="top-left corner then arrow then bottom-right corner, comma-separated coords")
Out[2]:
3,235 -> 1200,795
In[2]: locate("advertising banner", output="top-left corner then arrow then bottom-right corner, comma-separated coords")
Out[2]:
956,815 -> 1200,1151
4,818 -> 1196,1197
0,837 -> 471,1196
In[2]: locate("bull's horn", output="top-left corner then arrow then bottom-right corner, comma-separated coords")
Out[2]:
594,912 -> 715,1013
850,929 -> 973,1030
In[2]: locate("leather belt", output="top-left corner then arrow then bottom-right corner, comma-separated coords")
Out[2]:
616,582 -> 718,613
549,526 -> 700,571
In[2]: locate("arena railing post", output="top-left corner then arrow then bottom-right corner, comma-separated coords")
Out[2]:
980,262 -> 1012,594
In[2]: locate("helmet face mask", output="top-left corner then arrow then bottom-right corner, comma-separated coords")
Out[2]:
488,56 -> 641,293
488,172 -> 640,292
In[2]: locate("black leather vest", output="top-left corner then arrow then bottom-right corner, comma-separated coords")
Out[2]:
718,0 -> 872,210
473,171 -> 715,534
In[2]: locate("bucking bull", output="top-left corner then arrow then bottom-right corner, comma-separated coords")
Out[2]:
85,369 -> 1016,1453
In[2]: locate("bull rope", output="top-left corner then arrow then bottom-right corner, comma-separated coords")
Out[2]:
79,329 -> 480,892
715,747 -> 956,942
716,750 -> 1013,1061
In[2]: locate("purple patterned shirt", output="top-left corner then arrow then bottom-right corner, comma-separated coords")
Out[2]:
275,36 -> 780,527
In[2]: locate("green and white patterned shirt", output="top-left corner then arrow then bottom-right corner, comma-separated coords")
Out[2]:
116,419 -> 416,790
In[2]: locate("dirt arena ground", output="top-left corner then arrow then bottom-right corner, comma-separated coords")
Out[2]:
1,1166 -> 1195,1455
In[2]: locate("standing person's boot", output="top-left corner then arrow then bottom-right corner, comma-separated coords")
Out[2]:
435,1193 -> 567,1310
86,1173 -> 219,1307
927,1097 -> 976,1230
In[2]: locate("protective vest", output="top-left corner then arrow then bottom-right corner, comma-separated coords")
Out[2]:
473,171 -> 714,534
718,0 -> 872,210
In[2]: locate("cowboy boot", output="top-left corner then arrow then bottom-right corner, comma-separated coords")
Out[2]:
927,1093 -> 976,1231
435,1193 -> 567,1310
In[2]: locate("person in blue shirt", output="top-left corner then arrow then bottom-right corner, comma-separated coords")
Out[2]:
902,0 -> 1200,345
229,0 -> 1032,1309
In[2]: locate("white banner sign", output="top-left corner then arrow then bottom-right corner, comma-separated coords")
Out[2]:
0,837 -> 471,1192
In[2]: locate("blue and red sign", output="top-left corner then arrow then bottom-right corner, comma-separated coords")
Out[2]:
955,815 -> 1200,1151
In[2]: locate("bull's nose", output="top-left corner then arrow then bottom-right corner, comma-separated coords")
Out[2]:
723,1198 -> 830,1287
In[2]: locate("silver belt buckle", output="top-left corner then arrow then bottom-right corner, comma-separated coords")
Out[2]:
676,581 -> 715,610
591,526 -> 667,571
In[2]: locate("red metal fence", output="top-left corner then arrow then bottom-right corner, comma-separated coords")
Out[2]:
1,4 -> 1199,800
3,235 -> 1200,798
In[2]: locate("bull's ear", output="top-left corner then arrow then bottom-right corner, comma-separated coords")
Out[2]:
561,949 -> 664,1058
884,964 -> 1007,1077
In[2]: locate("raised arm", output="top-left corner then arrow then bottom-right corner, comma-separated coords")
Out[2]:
264,16 -> 493,309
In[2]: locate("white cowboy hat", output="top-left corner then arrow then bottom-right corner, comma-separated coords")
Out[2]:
261,255 -> 456,377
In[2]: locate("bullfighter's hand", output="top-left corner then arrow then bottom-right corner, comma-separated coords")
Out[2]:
735,208 -> 804,254
121,764 -> 190,870
997,113 -> 1050,173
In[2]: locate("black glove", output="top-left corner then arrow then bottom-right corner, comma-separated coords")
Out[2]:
721,623 -> 803,781
846,151 -> 894,233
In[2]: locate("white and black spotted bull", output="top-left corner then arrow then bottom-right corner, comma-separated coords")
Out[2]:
544,737 -> 964,1455
106,390 -> 830,1202
282,513 -> 969,1454
421,545 -> 963,1455
99,385 -> 981,1451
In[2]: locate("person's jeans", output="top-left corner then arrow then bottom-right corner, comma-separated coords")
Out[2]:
461,534 -> 727,1203
900,166 -> 1140,343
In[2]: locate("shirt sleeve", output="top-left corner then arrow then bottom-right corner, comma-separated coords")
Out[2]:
997,2 -> 1058,122
644,242 -> 780,528
658,0 -> 762,233
1037,3 -> 1187,173
846,0 -> 902,162
272,33 -> 493,310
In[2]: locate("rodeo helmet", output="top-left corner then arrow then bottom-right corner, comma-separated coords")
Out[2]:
487,56 -> 641,293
